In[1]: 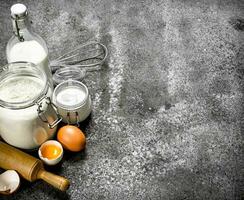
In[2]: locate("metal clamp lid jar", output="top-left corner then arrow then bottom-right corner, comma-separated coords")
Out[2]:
52,80 -> 92,125
0,62 -> 62,149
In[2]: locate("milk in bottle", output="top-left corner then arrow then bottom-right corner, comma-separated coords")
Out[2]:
6,3 -> 53,87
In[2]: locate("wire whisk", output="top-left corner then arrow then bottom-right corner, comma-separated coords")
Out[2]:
50,41 -> 108,72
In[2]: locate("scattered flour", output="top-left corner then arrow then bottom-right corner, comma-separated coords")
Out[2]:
108,28 -> 125,113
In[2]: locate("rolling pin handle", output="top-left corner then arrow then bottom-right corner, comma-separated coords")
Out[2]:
37,169 -> 70,191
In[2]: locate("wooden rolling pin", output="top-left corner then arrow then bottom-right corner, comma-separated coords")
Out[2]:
0,141 -> 70,191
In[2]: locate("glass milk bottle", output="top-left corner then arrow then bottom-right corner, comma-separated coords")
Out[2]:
6,3 -> 53,87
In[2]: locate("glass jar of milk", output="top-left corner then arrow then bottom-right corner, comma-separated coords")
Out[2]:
0,62 -> 62,150
6,4 -> 53,88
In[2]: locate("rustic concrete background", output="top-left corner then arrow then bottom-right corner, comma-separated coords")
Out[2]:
0,0 -> 244,199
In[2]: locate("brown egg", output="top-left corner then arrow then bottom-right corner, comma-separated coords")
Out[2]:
57,125 -> 86,152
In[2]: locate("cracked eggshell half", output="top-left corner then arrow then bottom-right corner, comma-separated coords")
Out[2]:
0,170 -> 20,195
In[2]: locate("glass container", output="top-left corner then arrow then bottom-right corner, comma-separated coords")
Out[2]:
52,80 -> 92,125
0,62 -> 61,149
6,3 -> 53,88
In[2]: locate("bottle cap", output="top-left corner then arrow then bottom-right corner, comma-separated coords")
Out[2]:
10,3 -> 27,18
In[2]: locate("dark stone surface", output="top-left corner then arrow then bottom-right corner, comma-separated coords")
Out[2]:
0,0 -> 244,199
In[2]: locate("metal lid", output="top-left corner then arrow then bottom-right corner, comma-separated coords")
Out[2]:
53,80 -> 89,111
11,3 -> 27,19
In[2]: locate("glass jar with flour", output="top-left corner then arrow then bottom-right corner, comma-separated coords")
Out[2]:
6,3 -> 53,87
0,62 -> 62,150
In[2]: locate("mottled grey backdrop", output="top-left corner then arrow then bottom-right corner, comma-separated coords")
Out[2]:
0,0 -> 244,199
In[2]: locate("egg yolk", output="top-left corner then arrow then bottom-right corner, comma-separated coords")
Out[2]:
41,144 -> 62,160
